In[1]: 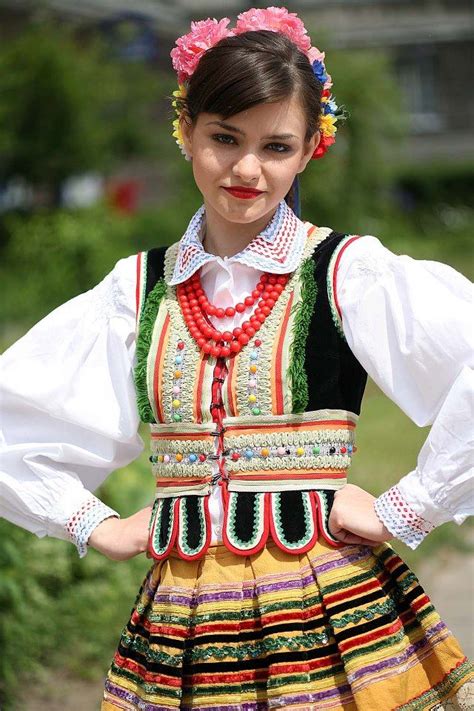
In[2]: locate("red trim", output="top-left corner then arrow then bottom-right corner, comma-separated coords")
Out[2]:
274,291 -> 294,415
313,491 -> 345,548
228,471 -> 346,481
226,357 -> 236,417
148,498 -> 179,560
175,496 -> 212,560
224,419 -> 355,433
412,594 -> 432,612
324,578 -> 385,606
188,669 -> 269,685
151,431 -> 213,440
152,312 -> 170,424
135,251 -> 142,320
222,488 -> 270,556
113,654 -> 182,686
269,491 -> 319,555
332,235 -> 361,321
339,618 -> 403,652
194,355 -> 207,424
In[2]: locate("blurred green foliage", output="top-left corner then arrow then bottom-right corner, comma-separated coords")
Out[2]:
0,23 -> 162,190
0,21 -> 473,711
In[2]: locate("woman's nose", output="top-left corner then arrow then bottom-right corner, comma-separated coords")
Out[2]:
232,152 -> 261,183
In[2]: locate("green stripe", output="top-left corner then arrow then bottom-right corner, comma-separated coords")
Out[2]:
134,276 -> 167,423
288,255 -> 317,413
109,662 -> 181,700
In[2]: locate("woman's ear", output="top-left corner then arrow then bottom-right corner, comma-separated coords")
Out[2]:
297,131 -> 320,173
179,113 -> 193,159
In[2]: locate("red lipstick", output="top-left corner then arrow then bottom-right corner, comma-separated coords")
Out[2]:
223,186 -> 263,200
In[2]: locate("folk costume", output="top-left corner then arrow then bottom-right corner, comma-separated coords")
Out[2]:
1,6 -> 474,710
1,199 -> 473,710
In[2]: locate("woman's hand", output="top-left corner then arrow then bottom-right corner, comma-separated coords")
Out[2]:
87,505 -> 153,561
328,484 -> 393,547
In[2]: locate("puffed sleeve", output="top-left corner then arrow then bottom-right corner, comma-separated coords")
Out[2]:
333,235 -> 473,549
0,254 -> 144,557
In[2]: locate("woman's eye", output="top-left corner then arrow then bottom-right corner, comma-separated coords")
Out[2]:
212,134 -> 235,145
267,143 -> 290,153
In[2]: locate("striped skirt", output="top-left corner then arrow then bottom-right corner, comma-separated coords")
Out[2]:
101,538 -> 473,710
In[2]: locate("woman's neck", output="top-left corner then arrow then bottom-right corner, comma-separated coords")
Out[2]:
201,201 -> 278,259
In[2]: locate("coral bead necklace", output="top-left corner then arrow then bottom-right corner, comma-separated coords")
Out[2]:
176,270 -> 289,357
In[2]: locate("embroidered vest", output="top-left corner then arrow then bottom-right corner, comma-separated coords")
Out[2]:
135,225 -> 367,560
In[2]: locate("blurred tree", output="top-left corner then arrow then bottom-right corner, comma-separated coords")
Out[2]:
0,22 -> 163,201
301,47 -> 407,232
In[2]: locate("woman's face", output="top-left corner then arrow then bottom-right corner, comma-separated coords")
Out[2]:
180,95 -> 319,227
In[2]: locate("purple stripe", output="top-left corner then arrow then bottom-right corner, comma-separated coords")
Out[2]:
347,621 -> 448,683
269,684 -> 353,706
310,547 -> 370,575
105,679 -> 177,710
182,703 -> 268,711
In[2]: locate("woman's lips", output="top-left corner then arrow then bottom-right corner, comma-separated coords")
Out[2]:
223,186 -> 264,200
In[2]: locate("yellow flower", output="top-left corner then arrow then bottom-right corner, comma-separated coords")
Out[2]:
172,84 -> 187,115
172,84 -> 188,148
172,116 -> 184,146
319,112 -> 337,138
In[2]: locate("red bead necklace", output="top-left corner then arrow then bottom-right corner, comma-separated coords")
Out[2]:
177,271 -> 288,357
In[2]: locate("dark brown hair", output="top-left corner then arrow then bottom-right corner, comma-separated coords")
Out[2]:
174,30 -> 323,213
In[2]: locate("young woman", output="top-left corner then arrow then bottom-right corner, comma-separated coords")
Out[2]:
1,7 -> 473,710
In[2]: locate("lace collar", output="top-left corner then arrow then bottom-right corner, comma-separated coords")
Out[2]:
168,200 -> 309,285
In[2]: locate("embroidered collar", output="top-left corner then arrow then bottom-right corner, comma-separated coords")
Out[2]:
168,200 -> 309,285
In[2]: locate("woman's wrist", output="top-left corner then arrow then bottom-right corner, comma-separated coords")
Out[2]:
86,505 -> 152,561
87,515 -> 121,552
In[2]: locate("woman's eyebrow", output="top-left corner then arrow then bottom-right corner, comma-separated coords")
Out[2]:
205,120 -> 298,140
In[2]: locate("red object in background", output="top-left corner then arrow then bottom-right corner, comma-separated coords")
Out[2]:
108,179 -> 141,214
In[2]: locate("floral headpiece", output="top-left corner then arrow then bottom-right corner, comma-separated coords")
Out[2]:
170,6 -> 345,161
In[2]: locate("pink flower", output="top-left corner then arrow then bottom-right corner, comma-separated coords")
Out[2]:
170,18 -> 233,84
307,46 -> 325,65
235,7 -> 311,53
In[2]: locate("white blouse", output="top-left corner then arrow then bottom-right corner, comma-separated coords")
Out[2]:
1,234 -> 472,555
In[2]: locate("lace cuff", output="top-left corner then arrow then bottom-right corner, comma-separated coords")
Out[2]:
374,485 -> 436,550
65,495 -> 120,558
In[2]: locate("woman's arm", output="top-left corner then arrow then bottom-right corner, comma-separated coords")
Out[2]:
328,235 -> 473,548
0,254 -> 145,557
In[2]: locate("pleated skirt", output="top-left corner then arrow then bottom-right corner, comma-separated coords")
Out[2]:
101,537 -> 473,710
